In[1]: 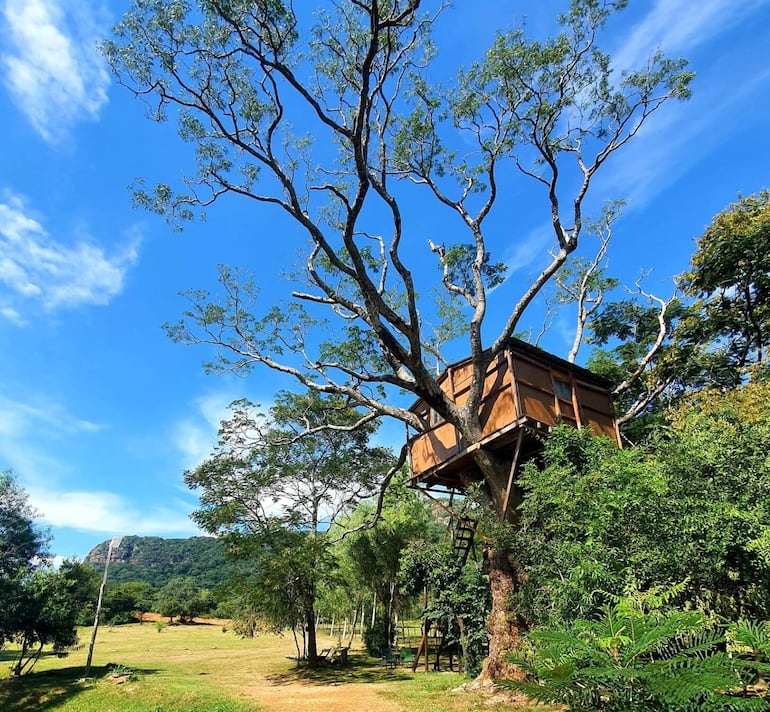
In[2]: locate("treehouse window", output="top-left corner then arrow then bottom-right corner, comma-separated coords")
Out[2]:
553,377 -> 572,402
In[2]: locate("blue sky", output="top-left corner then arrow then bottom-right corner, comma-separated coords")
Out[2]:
1,0 -> 769,561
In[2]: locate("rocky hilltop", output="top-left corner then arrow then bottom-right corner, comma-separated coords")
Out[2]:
84,535 -> 234,588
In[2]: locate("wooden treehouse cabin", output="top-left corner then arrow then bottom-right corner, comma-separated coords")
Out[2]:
408,338 -> 620,493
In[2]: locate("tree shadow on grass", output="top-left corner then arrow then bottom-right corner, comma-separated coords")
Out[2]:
0,664 -> 160,712
269,652 -> 415,687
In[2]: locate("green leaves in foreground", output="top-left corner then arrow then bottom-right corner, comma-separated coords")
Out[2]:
506,587 -> 770,711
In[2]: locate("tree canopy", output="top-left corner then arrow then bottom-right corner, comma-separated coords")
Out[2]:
185,389 -> 394,664
104,0 -> 691,447
0,473 -> 97,676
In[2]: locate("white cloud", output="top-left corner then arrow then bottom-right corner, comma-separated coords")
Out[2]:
0,305 -> 26,326
0,192 -> 140,318
592,0 -> 770,211
173,391 -> 243,471
28,488 -> 200,536
1,0 -> 110,143
0,392 -> 103,439
0,393 -> 105,501
173,390 -> 276,474
501,224 -> 553,278
612,0 -> 766,72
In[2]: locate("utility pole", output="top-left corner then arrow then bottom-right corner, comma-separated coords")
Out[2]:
84,536 -> 122,678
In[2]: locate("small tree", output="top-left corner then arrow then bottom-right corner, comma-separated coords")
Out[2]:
186,390 -> 394,665
103,581 -> 156,624
155,577 -> 213,623
0,472 -> 90,677
336,474 -> 437,651
6,561 -> 97,676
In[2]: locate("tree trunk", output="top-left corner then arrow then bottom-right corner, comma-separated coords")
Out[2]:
469,449 -> 528,686
305,602 -> 319,666
474,547 -> 527,685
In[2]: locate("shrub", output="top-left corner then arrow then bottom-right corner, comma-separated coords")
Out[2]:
506,586 -> 768,711
363,617 -> 389,656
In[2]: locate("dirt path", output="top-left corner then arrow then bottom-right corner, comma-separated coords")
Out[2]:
239,675 -> 408,712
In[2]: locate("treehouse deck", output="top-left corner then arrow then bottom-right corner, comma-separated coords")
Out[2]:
408,339 -> 620,491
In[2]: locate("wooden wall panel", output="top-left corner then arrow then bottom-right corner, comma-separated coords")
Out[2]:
576,386 -> 613,412
410,421 -> 458,474
481,387 -> 516,437
557,401 -> 577,422
519,384 -> 557,425
583,411 -> 619,442
513,358 -> 552,390
450,362 -> 474,396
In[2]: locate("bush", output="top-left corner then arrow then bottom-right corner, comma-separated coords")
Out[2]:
363,617 -> 389,656
506,586 -> 769,711
109,611 -> 136,625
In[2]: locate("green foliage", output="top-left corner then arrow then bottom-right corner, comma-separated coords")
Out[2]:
512,427 -> 669,625
682,190 -> 770,376
333,474 -> 438,648
102,581 -> 156,624
6,561 -> 97,676
588,190 -> 770,430
513,386 -> 770,627
399,541 -> 491,677
662,382 -> 770,619
508,587 -> 767,711
1,475 -> 96,676
155,577 -> 214,622
363,617 -> 389,657
185,389 -> 394,661
0,471 -> 49,582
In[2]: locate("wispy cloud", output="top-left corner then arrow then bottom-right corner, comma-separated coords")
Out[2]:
0,393 -> 103,439
611,0 -> 766,72
173,391 -> 248,471
592,0 -> 770,210
500,223 -> 554,279
0,192 -> 140,319
1,0 -> 110,143
28,488 -> 200,536
0,392 -> 105,490
173,389 -> 280,481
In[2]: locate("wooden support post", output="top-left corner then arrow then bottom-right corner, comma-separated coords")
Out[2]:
501,429 -> 524,521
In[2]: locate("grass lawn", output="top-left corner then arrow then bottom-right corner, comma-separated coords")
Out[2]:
0,621 -> 545,712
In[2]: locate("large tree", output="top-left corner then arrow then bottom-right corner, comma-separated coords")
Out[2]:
105,0 -> 692,679
186,390 -> 393,664
0,471 -> 50,655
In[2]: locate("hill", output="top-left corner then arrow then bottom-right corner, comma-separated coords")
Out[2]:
84,535 -> 235,589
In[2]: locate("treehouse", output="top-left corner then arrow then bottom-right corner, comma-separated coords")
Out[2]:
408,338 -> 620,492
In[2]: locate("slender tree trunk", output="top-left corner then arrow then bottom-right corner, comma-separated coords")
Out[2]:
371,589 -> 377,627
305,601 -> 319,666
12,635 -> 28,676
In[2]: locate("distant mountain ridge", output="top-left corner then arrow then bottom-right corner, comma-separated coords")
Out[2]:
84,535 -> 234,589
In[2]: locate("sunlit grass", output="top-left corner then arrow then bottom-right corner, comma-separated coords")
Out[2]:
0,622 -> 544,711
